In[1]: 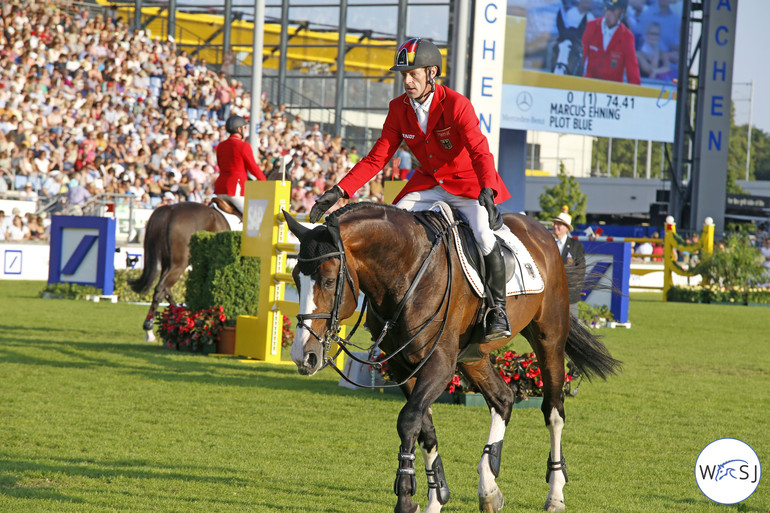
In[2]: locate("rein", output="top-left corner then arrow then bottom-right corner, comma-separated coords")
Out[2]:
297,216 -> 456,389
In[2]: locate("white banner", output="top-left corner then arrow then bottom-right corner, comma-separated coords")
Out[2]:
500,84 -> 677,141
470,0 -> 507,163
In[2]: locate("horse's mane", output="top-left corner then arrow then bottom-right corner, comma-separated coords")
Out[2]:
326,201 -> 404,225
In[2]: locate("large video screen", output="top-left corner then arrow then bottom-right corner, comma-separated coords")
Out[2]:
501,0 -> 681,142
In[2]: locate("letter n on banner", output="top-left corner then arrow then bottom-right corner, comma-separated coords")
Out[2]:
470,0 -> 506,164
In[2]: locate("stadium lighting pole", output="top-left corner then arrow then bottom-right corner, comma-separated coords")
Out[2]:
250,0 -> 264,155
452,0 -> 470,95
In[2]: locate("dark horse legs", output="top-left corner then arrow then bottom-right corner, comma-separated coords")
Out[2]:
394,354 -> 456,513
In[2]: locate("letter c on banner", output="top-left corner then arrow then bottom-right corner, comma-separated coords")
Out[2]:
715,25 -> 729,45
485,3 -> 498,23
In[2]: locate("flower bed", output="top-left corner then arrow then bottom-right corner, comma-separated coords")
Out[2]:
156,306 -> 295,353
372,349 -> 578,404
156,305 -> 227,352
667,285 -> 770,305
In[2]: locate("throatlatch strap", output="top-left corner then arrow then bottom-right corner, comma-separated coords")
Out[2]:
546,452 -> 568,483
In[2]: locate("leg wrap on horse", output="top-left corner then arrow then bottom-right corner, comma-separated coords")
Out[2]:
483,440 -> 504,478
394,448 -> 417,497
425,454 -> 451,505
546,452 -> 568,483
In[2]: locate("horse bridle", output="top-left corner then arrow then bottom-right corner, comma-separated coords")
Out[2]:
295,218 -> 457,388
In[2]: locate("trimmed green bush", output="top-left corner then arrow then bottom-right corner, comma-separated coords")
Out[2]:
186,231 -> 260,326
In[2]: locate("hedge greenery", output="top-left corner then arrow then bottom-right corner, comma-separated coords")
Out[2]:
186,230 -> 260,326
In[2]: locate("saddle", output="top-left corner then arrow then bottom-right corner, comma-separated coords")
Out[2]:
416,202 -> 544,298
209,197 -> 243,231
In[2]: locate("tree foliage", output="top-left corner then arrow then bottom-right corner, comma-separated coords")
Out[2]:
538,164 -> 587,225
590,106 -> 770,183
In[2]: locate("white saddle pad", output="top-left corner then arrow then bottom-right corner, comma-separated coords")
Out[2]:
210,203 -> 243,231
428,202 -> 545,298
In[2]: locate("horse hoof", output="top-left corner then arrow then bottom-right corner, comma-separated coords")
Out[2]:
145,330 -> 157,343
479,486 -> 504,512
543,498 -> 565,511
395,504 -> 420,513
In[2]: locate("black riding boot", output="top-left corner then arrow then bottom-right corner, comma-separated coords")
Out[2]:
483,241 -> 511,342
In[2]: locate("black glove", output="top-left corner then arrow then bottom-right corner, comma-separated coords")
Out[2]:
478,187 -> 503,231
309,185 -> 344,223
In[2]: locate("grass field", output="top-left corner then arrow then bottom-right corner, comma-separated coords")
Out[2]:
0,281 -> 768,513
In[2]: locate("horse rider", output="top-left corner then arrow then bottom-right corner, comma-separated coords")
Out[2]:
308,37 -> 512,342
215,114 -> 266,214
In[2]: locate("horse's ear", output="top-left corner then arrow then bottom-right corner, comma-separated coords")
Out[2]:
578,14 -> 587,32
556,9 -> 565,34
282,210 -> 311,240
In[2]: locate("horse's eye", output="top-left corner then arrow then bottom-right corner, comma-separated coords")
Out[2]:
323,278 -> 336,290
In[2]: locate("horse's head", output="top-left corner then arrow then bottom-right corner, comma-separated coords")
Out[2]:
552,11 -> 586,76
283,211 -> 359,376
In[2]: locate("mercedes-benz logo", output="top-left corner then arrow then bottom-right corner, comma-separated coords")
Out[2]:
516,91 -> 533,111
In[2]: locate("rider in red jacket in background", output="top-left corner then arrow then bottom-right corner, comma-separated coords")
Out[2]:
582,0 -> 641,84
215,115 -> 266,214
308,38 -> 512,342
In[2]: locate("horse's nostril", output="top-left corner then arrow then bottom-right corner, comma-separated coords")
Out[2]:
306,352 -> 318,369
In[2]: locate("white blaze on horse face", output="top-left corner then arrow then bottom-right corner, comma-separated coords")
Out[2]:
554,39 -> 572,75
478,408 -> 507,497
291,272 -> 318,365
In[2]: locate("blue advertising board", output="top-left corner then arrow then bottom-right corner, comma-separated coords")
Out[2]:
582,240 -> 631,323
48,216 -> 116,295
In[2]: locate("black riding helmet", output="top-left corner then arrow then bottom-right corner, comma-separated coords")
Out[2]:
225,115 -> 248,134
390,38 -> 442,77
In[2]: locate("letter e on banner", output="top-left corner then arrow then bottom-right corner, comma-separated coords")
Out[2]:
470,0 -> 506,165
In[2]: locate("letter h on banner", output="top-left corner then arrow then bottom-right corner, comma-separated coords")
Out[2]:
48,216 -> 116,295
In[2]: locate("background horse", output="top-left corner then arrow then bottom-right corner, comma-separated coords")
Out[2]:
551,11 -> 586,76
284,204 -> 620,513
128,201 -> 230,340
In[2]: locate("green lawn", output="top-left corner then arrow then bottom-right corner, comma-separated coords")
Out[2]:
0,282 -> 767,512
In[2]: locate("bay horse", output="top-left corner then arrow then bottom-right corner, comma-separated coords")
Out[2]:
551,11 -> 586,76
283,203 -> 620,513
128,200 -> 233,340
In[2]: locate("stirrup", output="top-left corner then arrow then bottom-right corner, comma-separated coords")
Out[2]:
483,306 -> 511,342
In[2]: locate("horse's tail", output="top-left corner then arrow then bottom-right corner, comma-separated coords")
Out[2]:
127,206 -> 169,294
565,316 -> 622,381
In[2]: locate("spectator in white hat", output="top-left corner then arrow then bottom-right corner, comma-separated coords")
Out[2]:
552,208 -> 586,318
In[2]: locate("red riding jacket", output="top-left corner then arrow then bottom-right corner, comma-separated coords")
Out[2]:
337,84 -> 510,205
581,18 -> 641,85
215,134 -> 266,196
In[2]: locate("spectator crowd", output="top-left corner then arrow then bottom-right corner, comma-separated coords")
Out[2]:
0,0 -> 390,240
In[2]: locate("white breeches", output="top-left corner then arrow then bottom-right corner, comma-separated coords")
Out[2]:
396,186 -> 497,255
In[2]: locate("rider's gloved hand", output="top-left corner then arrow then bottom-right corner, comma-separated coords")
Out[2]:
478,187 -> 503,230
309,185 -> 345,223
